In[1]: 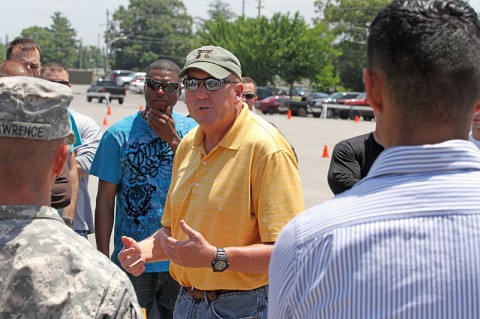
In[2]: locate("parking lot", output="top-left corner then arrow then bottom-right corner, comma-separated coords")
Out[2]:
71,84 -> 376,246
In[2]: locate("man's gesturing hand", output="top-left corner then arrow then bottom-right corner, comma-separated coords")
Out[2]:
118,236 -> 146,277
160,220 -> 216,268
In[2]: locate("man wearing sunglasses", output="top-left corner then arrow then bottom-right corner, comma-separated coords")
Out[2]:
118,46 -> 304,318
241,76 -> 258,112
91,59 -> 197,319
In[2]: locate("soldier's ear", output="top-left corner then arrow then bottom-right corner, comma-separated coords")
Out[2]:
53,144 -> 70,176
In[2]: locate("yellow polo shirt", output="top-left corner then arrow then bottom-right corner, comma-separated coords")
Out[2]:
162,105 -> 304,290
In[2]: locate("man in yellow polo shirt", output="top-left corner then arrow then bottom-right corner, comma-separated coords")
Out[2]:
118,45 -> 304,318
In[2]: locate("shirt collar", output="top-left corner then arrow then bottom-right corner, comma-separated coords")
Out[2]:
193,103 -> 252,152
367,140 -> 480,179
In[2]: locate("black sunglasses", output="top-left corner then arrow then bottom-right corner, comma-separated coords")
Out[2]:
183,77 -> 238,91
243,93 -> 256,99
145,78 -> 180,92
49,80 -> 70,87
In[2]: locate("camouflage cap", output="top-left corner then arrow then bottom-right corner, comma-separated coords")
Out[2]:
178,45 -> 242,79
0,76 -> 74,143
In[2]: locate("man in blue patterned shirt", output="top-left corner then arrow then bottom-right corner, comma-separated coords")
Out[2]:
91,59 -> 197,319
269,1 -> 480,318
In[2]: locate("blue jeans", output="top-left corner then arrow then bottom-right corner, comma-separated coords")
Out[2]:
127,272 -> 181,319
173,285 -> 268,319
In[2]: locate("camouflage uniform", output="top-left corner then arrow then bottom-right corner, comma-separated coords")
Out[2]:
0,205 -> 143,318
0,77 -> 142,318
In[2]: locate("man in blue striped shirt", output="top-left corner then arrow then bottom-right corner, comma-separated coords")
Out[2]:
269,1 -> 480,318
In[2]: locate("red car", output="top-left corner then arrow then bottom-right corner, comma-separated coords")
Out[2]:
337,92 -> 374,121
256,95 -> 291,115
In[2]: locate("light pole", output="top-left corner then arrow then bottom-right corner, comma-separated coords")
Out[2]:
103,35 -> 127,76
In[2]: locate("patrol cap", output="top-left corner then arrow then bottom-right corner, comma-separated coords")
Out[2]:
0,76 -> 74,143
178,45 -> 242,80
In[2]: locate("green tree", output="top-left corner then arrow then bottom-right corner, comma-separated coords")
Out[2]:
0,42 -> 6,61
21,13 -> 79,68
314,0 -> 389,90
271,13 -> 339,94
197,13 -> 339,90
49,12 -> 79,68
80,45 -> 104,70
109,0 -> 195,71
206,0 -> 236,20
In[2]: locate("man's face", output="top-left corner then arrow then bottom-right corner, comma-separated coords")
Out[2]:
242,82 -> 258,110
185,69 -> 242,132
144,69 -> 180,113
9,48 -> 41,77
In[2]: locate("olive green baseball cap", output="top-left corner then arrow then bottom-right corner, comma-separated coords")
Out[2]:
178,46 -> 242,79
0,76 -> 74,143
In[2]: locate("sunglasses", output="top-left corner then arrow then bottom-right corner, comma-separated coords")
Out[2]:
49,80 -> 70,87
243,93 -> 256,100
145,78 -> 180,92
183,77 -> 238,91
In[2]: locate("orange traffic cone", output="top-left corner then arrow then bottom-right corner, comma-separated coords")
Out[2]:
107,105 -> 112,116
102,117 -> 108,126
355,115 -> 359,123
287,109 -> 292,120
139,105 -> 144,111
322,145 -> 330,158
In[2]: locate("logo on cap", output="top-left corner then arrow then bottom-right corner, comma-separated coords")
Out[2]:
196,49 -> 213,59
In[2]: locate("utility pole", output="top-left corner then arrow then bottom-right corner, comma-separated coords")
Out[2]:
103,9 -> 110,76
257,0 -> 263,18
78,39 -> 83,69
242,0 -> 245,17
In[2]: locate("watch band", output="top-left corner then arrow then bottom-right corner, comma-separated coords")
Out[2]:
212,247 -> 229,272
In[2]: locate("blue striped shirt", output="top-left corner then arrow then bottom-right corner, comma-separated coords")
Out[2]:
269,140 -> 480,319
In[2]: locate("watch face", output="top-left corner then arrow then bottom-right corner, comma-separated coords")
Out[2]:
214,260 -> 228,271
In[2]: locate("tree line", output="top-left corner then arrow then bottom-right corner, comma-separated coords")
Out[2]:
2,0 -> 390,92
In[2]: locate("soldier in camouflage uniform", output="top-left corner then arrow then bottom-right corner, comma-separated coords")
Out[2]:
0,76 -> 143,318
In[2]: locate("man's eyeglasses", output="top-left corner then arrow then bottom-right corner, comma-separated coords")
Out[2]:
49,80 -> 70,87
145,78 -> 180,92
183,77 -> 238,91
243,93 -> 256,100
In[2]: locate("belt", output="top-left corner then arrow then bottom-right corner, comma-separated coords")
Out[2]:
183,287 -> 239,301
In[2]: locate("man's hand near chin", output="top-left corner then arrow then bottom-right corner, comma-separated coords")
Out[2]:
145,105 -> 181,153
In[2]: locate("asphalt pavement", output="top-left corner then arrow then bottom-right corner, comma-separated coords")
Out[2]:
69,84 -> 376,247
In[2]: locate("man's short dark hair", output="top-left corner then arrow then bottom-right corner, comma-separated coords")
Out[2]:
146,60 -> 180,78
242,77 -> 257,91
41,62 -> 68,75
367,0 -> 480,124
6,38 -> 41,60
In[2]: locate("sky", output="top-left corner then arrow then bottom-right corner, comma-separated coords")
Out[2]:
2,0 -> 480,47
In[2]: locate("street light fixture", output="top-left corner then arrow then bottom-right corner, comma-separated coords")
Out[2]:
103,35 -> 127,76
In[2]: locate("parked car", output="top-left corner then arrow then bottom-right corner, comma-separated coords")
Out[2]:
86,79 -> 126,104
337,92 -> 374,121
256,86 -> 274,101
128,72 -> 146,94
306,92 -> 329,106
256,95 -> 291,115
106,69 -> 134,87
309,92 -> 361,118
